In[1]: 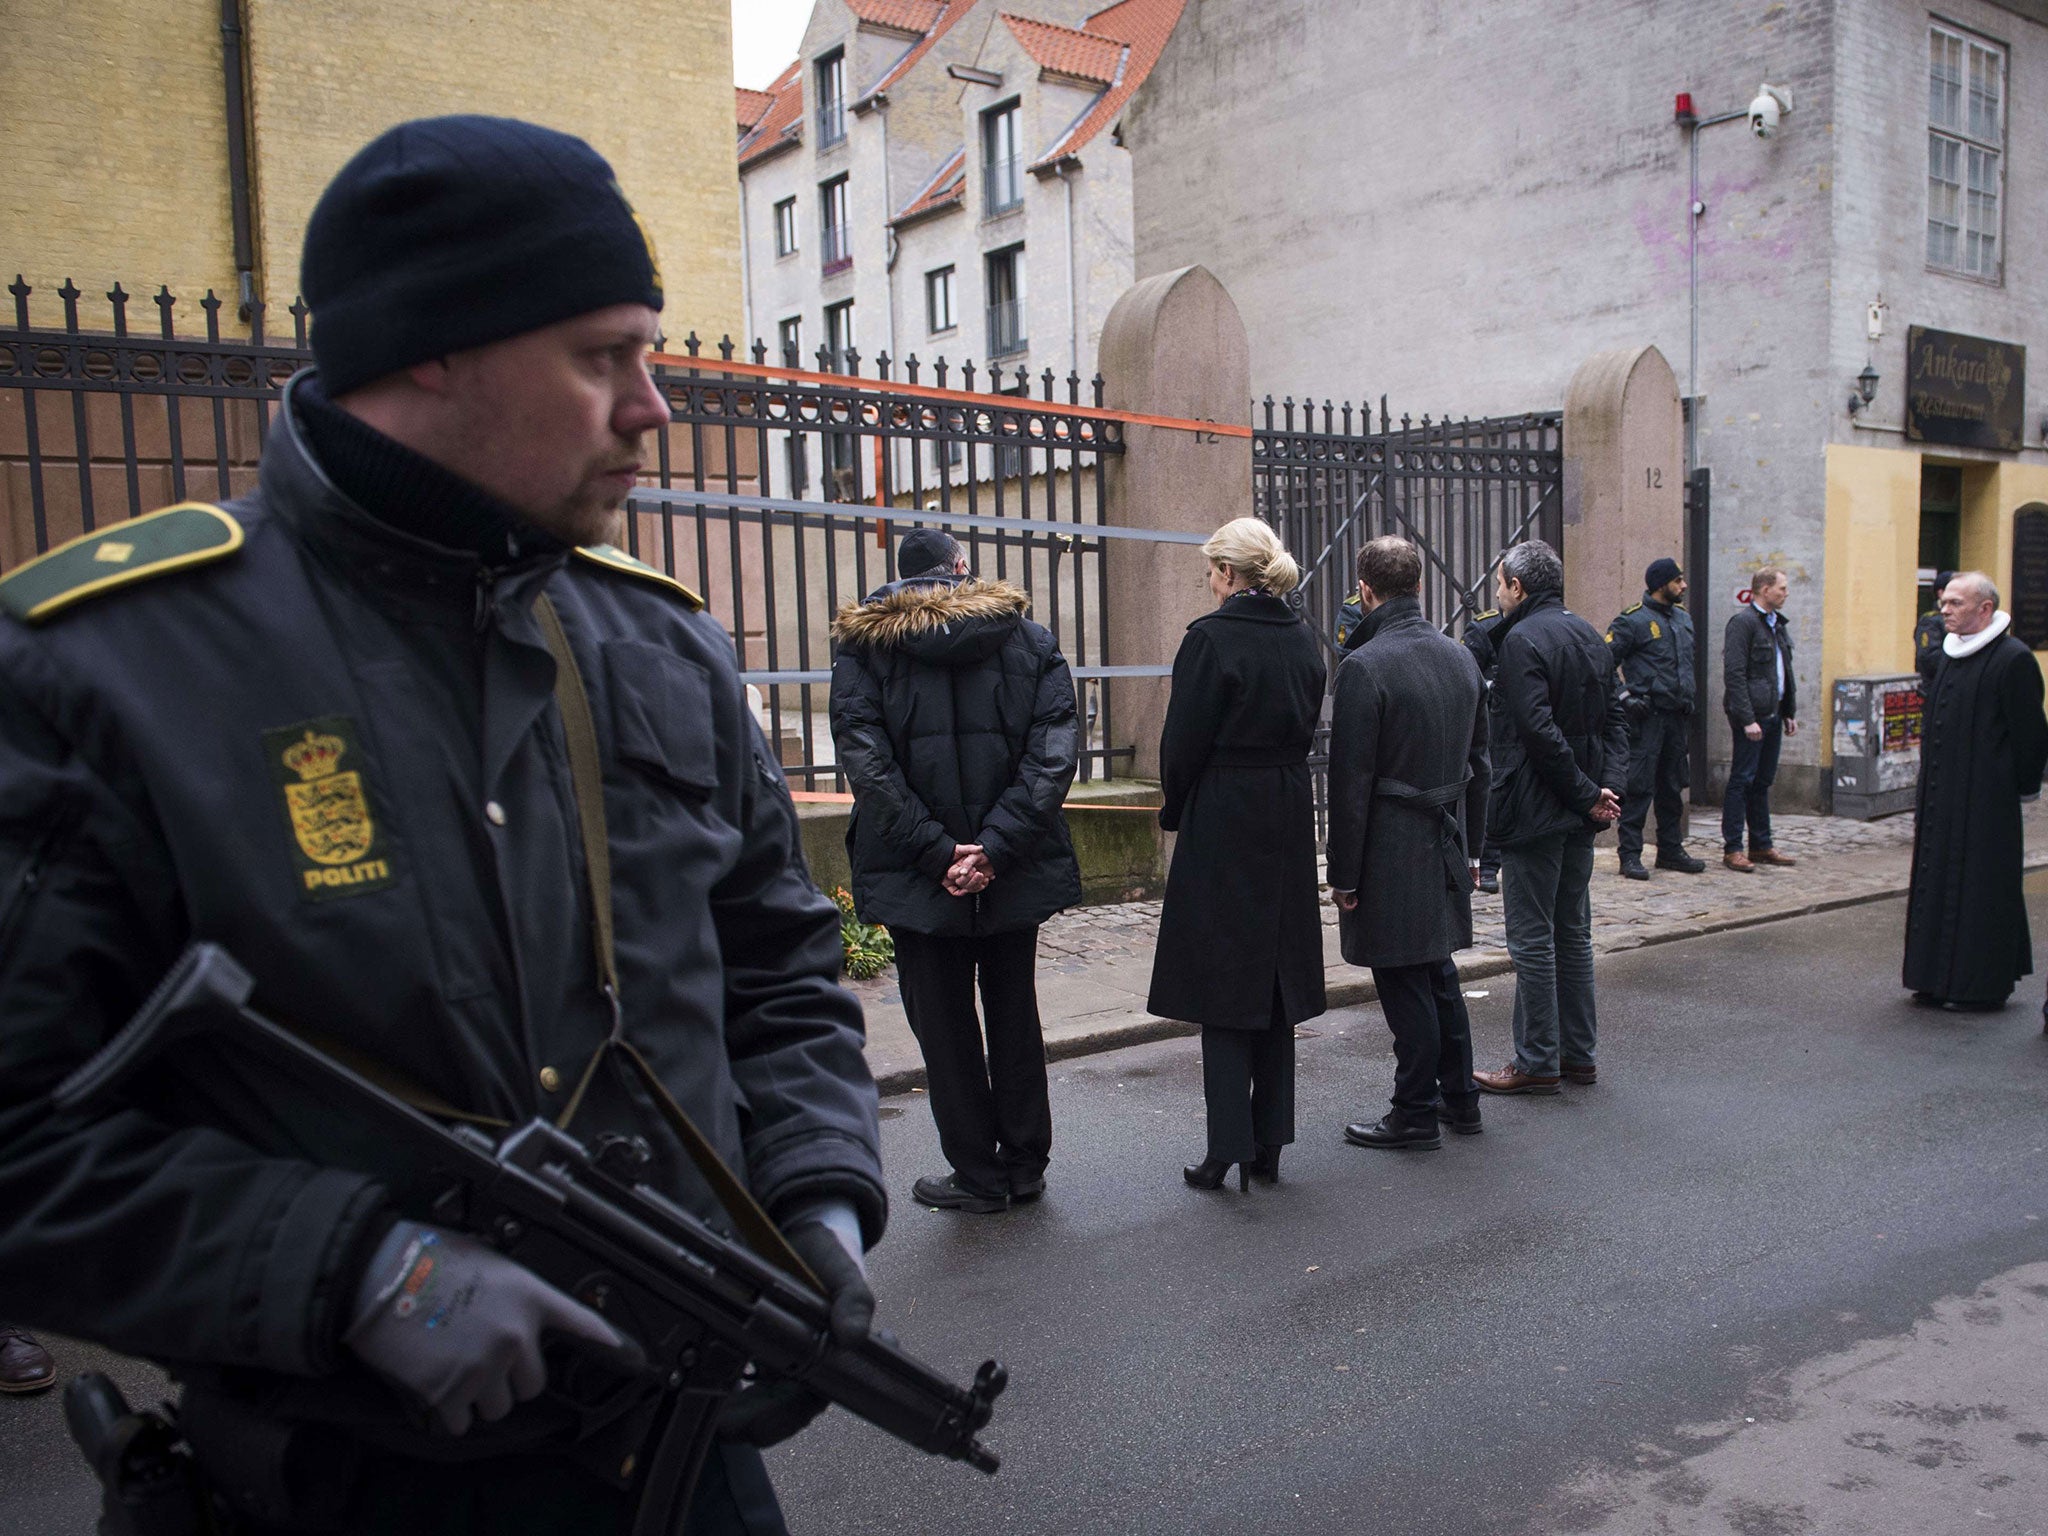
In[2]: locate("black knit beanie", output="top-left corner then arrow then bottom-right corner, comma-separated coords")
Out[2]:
1644,557 -> 1683,592
302,115 -> 664,397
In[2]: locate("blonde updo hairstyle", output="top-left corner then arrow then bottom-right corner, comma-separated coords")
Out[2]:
1202,516 -> 1300,597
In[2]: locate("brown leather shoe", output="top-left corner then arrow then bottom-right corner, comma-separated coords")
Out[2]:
1751,848 -> 1798,867
1473,1063 -> 1562,1096
1723,851 -> 1756,873
1561,1062 -> 1597,1085
0,1326 -> 55,1393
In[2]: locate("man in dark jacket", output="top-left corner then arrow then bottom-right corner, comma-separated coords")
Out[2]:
1326,538 -> 1490,1149
1472,541 -> 1628,1096
829,528 -> 1082,1214
1721,567 -> 1800,872
1913,571 -> 1954,687
1607,557 -> 1705,880
1463,607 -> 1509,892
0,118 -> 883,1535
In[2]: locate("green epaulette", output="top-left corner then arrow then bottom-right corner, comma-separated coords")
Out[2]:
0,503 -> 243,625
1470,609 -> 1500,622
573,545 -> 704,609
1620,602 -> 1643,615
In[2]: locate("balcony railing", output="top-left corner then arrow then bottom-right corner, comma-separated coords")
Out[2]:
986,298 -> 1025,358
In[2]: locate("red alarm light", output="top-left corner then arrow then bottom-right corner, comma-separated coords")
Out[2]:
1675,91 -> 1697,124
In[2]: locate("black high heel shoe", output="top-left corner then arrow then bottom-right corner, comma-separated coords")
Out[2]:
1183,1156 -> 1251,1192
1248,1143 -> 1282,1182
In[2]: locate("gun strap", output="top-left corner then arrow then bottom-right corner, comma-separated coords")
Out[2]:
534,593 -> 817,1288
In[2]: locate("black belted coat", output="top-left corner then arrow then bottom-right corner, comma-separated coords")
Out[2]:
1326,597 -> 1489,968
1147,593 -> 1327,1031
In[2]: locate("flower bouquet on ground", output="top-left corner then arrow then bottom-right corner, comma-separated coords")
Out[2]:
831,886 -> 895,980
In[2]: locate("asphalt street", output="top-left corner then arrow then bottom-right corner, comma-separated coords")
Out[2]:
4,891 -> 2045,1534
767,891 -> 2048,1534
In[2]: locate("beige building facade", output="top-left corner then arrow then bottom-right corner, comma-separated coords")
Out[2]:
3,0 -> 742,334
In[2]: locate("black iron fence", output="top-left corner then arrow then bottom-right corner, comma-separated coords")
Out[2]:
3,278 -> 1567,820
1251,396 -> 1565,649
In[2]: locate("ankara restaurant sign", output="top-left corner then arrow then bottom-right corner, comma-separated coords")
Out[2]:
1905,325 -> 2026,453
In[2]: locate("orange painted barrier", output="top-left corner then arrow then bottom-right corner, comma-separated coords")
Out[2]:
649,352 -> 1252,440
787,789 -> 1161,812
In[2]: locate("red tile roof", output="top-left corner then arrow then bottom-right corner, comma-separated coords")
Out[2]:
737,60 -> 803,167
1031,0 -> 1188,168
859,1 -> 968,101
1001,13 -> 1125,85
845,0 -> 947,33
890,147 -> 967,227
735,86 -> 775,133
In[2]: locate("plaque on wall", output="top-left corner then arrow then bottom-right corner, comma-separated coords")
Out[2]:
1905,326 -> 2026,452
2012,504 -> 2048,649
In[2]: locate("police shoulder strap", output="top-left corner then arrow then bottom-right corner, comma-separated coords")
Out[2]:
533,592 -> 816,1285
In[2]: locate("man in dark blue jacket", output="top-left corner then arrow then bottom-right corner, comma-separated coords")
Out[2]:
829,529 -> 1082,1214
1471,541 -> 1629,1096
0,117 -> 882,1535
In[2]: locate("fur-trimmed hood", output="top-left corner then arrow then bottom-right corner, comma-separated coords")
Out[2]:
831,576 -> 1031,666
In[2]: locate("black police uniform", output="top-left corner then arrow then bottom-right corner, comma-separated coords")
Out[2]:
0,376 -> 886,1532
1606,592 -> 1697,868
1461,610 -> 1507,879
1335,593 -> 1368,653
1914,608 -> 1946,688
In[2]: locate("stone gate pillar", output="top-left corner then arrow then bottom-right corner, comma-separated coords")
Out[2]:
1098,266 -> 1251,779
1562,345 -> 1683,634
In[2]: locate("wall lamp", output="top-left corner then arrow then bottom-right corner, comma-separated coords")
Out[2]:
1846,362 -> 1879,417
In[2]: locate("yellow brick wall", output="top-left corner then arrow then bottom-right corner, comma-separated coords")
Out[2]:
242,0 -> 742,340
0,0 -> 239,330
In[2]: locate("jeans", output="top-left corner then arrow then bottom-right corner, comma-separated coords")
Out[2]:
1501,829 -> 1597,1075
893,927 -> 1052,1200
1722,716 -> 1782,853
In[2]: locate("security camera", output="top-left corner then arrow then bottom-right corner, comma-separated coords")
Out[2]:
1748,84 -> 1792,138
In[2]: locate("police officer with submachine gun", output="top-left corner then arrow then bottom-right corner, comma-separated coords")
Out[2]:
0,116 -> 1003,1534
1605,557 -> 1706,879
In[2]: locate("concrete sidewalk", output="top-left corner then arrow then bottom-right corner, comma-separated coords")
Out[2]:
846,803 -> 2048,1093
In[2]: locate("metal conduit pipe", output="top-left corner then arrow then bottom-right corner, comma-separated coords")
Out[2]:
219,0 -> 257,324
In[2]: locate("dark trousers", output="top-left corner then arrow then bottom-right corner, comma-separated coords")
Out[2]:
893,926 -> 1052,1200
236,1440 -> 782,1534
1370,959 -> 1477,1117
1722,715 -> 1782,853
1618,709 -> 1690,863
1200,990 -> 1296,1162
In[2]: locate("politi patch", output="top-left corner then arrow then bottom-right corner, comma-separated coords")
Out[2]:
264,717 -> 396,901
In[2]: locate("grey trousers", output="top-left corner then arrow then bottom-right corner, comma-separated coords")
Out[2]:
1502,829 -> 1598,1074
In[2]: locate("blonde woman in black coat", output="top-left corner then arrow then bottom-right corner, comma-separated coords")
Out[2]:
1148,517 -> 1328,1190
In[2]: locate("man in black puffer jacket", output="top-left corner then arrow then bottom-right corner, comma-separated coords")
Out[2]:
1471,540 -> 1629,1098
829,530 -> 1082,1213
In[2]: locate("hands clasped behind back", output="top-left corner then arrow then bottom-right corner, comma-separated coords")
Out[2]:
343,1221 -> 643,1437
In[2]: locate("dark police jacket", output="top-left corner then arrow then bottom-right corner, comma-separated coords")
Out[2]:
1723,603 -> 1797,726
1914,609 -> 1946,686
0,377 -> 884,1458
828,574 -> 1081,935
1606,593 -> 1695,713
1486,590 -> 1630,847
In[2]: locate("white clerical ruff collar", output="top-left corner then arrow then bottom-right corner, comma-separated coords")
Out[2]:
1943,609 -> 2011,659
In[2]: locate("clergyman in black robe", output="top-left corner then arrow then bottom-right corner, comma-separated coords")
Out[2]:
1902,572 -> 2048,1009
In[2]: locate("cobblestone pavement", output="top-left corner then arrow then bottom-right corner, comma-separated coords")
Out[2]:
1036,810 -> 1937,971
852,802 -> 2048,1089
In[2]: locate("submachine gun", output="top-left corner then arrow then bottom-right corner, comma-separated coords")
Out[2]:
57,942 -> 1005,1535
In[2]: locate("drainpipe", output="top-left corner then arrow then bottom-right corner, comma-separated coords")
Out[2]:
219,0 -> 257,327
738,172 -> 755,346
1051,158 -> 1078,377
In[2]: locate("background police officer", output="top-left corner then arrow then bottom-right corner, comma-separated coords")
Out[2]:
1607,557 -> 1705,879
1914,570 -> 1954,687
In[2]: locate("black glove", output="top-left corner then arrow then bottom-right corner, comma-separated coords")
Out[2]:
1623,692 -> 1652,727
343,1222 -> 642,1436
717,1205 -> 873,1449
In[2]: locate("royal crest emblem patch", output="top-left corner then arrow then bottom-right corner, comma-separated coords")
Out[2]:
264,717 -> 396,901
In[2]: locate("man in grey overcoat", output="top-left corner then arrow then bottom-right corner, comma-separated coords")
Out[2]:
1326,538 -> 1491,1149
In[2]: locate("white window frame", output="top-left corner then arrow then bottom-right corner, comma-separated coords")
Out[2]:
817,50 -> 847,148
820,176 -> 851,272
773,197 -> 798,258
1927,19 -> 2005,282
926,266 -> 956,334
777,315 -> 802,367
983,101 -> 1023,215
